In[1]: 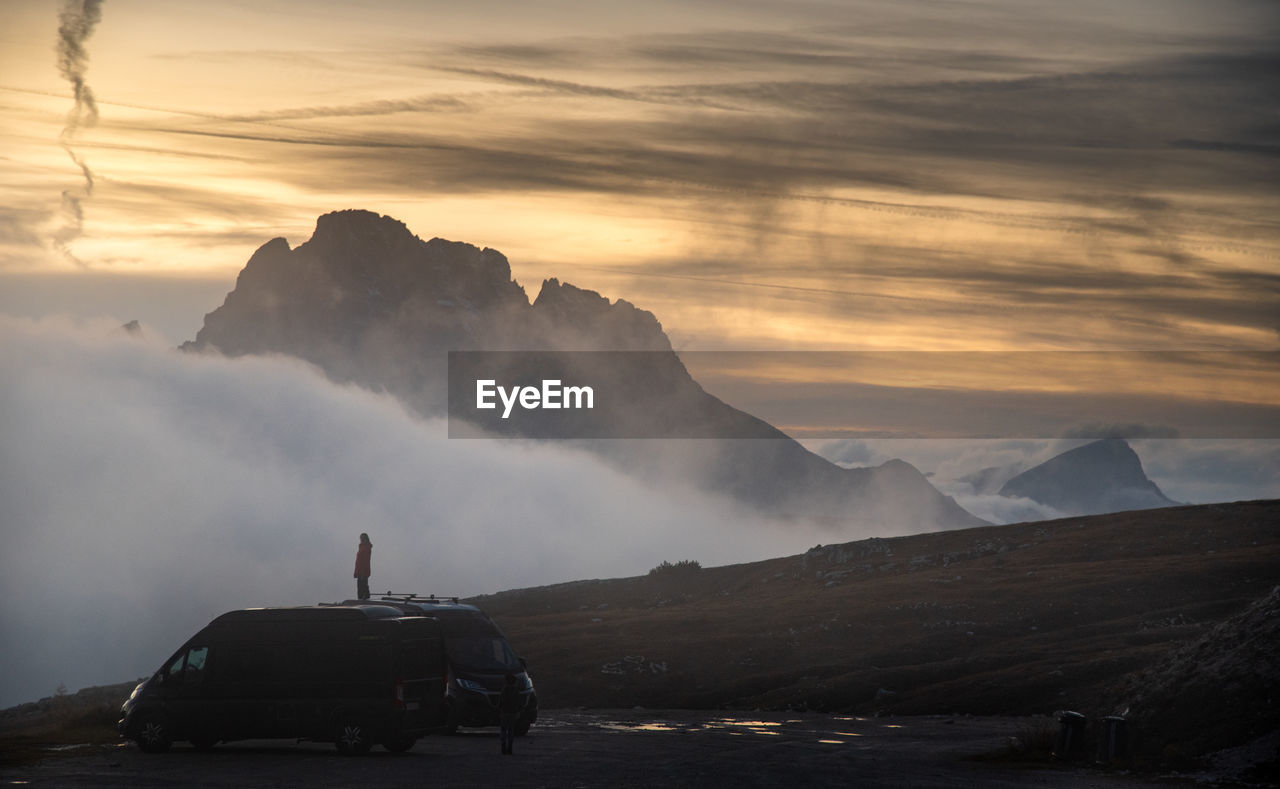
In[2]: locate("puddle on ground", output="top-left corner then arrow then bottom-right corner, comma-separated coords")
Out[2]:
598,722 -> 680,733
588,713 -> 872,741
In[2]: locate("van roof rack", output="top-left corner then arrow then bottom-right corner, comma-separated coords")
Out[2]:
378,593 -> 461,604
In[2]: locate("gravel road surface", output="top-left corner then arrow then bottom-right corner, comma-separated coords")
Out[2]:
2,710 -> 1176,788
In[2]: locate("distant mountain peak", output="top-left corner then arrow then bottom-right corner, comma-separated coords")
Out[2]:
999,438 -> 1176,516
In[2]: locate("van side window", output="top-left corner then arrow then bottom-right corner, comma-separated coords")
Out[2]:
184,646 -> 209,685
166,652 -> 186,680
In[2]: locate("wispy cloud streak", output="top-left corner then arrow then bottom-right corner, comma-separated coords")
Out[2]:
53,0 -> 104,267
434,66 -> 744,110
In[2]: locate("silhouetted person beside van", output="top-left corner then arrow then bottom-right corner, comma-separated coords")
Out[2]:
354,533 -> 372,600
498,673 -> 524,754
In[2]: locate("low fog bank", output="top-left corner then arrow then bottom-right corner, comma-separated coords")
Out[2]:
0,272 -> 235,347
0,316 -> 830,708
808,438 -> 1280,524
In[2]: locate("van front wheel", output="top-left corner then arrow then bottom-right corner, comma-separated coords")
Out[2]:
334,719 -> 373,755
134,713 -> 172,753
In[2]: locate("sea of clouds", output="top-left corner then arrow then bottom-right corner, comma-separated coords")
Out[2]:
0,316 -> 828,707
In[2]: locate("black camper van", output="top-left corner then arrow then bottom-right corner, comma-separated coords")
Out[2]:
118,605 -> 449,754
336,595 -> 537,735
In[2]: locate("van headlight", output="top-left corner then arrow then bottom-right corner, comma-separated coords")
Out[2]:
455,678 -> 488,693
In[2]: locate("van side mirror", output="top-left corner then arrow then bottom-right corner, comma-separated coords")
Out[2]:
519,657 -> 527,670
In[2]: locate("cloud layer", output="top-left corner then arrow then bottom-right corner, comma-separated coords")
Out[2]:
0,316 -> 828,707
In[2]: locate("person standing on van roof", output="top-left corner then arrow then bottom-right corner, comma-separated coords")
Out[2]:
498,673 -> 524,755
354,533 -> 372,600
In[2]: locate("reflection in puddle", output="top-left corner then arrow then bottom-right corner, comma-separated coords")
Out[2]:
710,719 -> 788,737
592,714 -> 859,741
599,722 -> 679,733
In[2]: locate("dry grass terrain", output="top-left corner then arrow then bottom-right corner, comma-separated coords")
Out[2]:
477,501 -> 1279,756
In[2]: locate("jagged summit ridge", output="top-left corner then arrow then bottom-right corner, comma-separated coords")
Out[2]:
533,278 -> 672,351
185,210 -> 668,358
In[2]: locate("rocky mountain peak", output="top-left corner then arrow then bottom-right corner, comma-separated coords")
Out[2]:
185,210 -> 533,358
309,208 -> 416,247
999,438 -> 1175,516
181,210 -> 985,533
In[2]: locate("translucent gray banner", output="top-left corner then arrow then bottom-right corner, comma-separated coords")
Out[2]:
447,351 -> 1279,439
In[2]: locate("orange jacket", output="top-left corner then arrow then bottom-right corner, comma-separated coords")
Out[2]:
354,542 -> 372,578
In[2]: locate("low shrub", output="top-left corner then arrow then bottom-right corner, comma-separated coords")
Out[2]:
649,559 -> 702,577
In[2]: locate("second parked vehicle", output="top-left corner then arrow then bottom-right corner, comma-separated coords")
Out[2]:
338,595 -> 538,735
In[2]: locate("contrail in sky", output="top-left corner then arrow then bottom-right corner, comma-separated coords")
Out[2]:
54,0 -> 104,266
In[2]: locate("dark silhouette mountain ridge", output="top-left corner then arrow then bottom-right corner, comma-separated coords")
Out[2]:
183,209 -> 984,533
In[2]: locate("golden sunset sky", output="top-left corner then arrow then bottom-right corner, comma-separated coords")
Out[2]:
1,0 -> 1277,433
3,2 -> 1280,710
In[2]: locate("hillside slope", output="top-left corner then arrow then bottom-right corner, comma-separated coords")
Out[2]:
475,500 -> 1279,739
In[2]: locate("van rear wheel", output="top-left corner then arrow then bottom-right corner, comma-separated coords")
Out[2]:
334,719 -> 373,755
384,736 -> 417,753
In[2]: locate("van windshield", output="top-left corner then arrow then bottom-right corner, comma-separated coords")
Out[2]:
429,610 -> 522,672
446,636 -> 521,672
